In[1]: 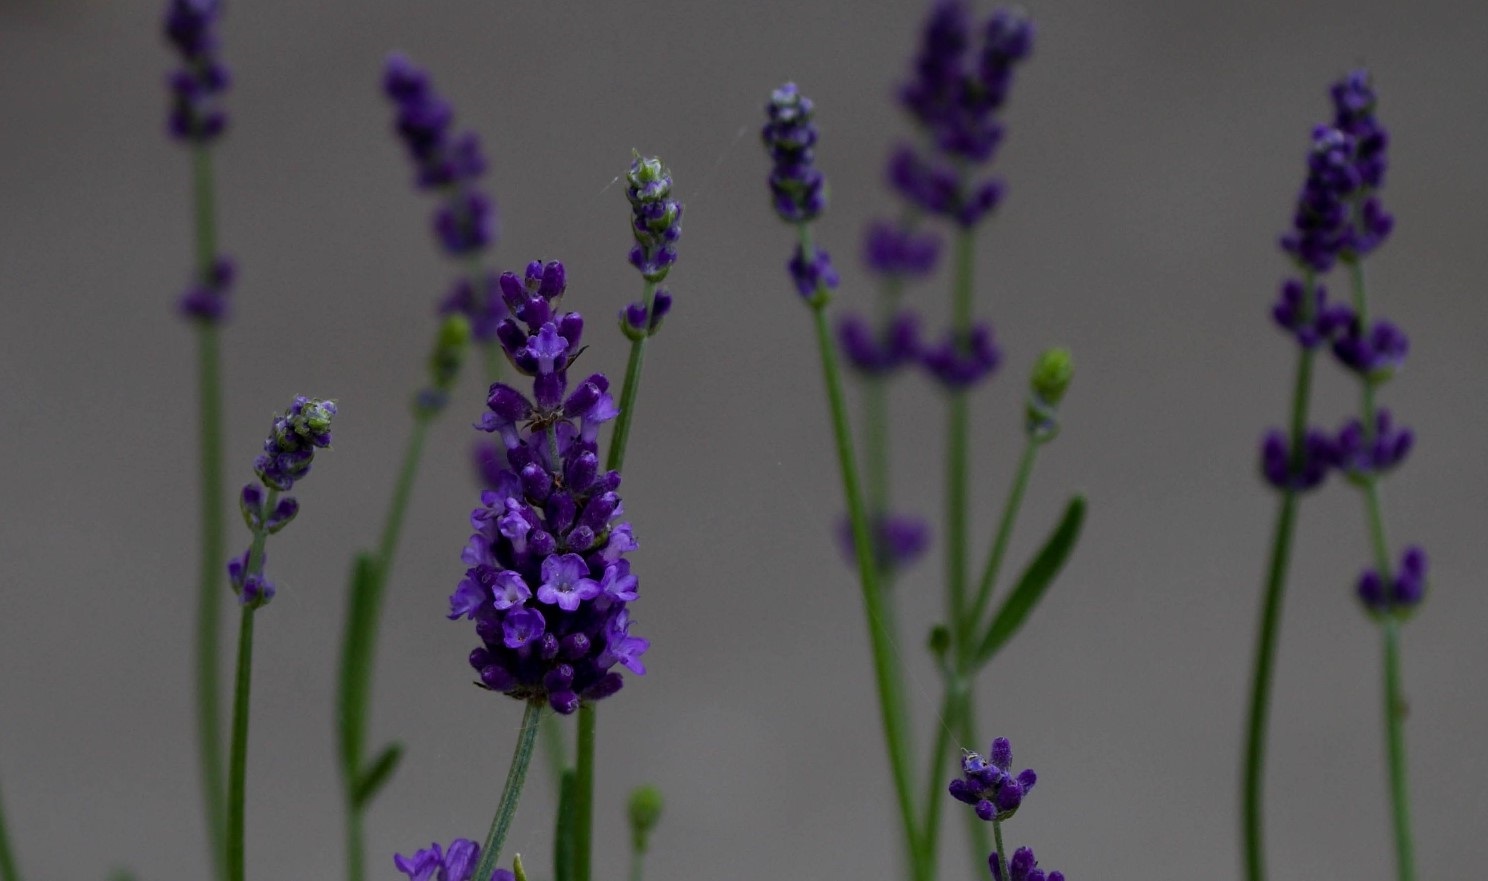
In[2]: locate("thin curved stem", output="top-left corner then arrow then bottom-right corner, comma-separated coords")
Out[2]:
606,281 -> 660,475
474,703 -> 544,881
1381,618 -> 1415,881
991,817 -> 1009,881
226,489 -> 274,881
967,438 -> 1038,640
572,704 -> 597,881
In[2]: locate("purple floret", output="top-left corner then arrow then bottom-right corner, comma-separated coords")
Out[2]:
949,737 -> 1037,823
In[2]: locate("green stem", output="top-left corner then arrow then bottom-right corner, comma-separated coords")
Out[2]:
629,850 -> 645,881
190,140 -> 228,881
0,773 -> 19,881
809,295 -> 923,879
966,438 -> 1039,640
946,395 -> 971,654
1242,303 -> 1317,881
474,703 -> 544,881
226,605 -> 257,881
864,377 -> 890,527
541,712 -> 568,795
571,704 -> 597,881
1381,618 -> 1415,881
918,683 -> 960,878
950,227 -> 975,335
227,491 -> 274,881
956,692 -> 992,871
606,281 -> 659,474
991,818 -> 1009,881
338,414 -> 432,881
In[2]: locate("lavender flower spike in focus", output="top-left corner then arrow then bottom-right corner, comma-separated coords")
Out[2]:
394,839 -> 515,881
949,738 -> 1037,822
989,847 -> 1066,881
455,260 -> 647,715
763,83 -> 840,306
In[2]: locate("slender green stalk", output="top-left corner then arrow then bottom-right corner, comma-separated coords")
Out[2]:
0,773 -> 19,881
918,683 -> 960,878
227,490 -> 275,881
945,227 -> 977,658
629,850 -> 644,881
344,809 -> 363,881
541,713 -> 568,794
1381,618 -> 1415,881
967,438 -> 1038,638
474,703 -> 544,881
1242,267 -> 1318,881
991,818 -> 1009,881
190,141 -> 229,881
607,281 -> 660,474
571,705 -> 597,881
375,416 -> 431,578
864,377 -> 890,527
810,295 -> 924,880
956,692 -> 992,870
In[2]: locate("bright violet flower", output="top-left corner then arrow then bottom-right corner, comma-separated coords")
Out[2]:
394,838 -> 514,881
949,736 -> 1037,822
989,846 -> 1065,881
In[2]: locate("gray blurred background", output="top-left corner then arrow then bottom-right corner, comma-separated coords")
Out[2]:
2,0 -> 1486,878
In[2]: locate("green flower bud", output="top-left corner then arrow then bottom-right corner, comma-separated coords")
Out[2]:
628,784 -> 664,854
418,314 -> 472,414
1029,347 -> 1074,406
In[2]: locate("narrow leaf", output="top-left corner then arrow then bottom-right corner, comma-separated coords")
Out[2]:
974,495 -> 1085,666
337,552 -> 381,779
353,741 -> 404,808
553,769 -> 577,881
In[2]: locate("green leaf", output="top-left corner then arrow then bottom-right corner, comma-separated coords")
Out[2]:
553,769 -> 577,881
352,741 -> 404,808
973,495 -> 1085,666
337,552 -> 382,781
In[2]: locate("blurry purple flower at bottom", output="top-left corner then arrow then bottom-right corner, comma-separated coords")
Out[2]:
838,311 -> 920,375
922,323 -> 1002,390
790,244 -> 839,300
1357,545 -> 1427,615
177,256 -> 236,323
1259,428 -> 1333,492
990,846 -> 1065,881
838,513 -> 930,575
1332,409 -> 1413,480
1330,311 -> 1408,380
1270,278 -> 1349,349
394,838 -> 514,881
863,219 -> 940,279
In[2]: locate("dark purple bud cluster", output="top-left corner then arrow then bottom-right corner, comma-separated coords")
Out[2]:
989,847 -> 1065,881
789,243 -> 840,303
383,53 -> 498,259
1259,428 -> 1334,493
1270,278 -> 1351,349
837,312 -> 920,376
177,255 -> 235,324
838,513 -> 930,576
1330,70 -> 1393,258
921,324 -> 1002,390
1329,311 -> 1409,381
950,737 -> 1037,822
1333,409 -> 1413,481
394,839 -> 512,881
1357,546 -> 1427,616
863,219 -> 941,280
620,291 -> 673,340
452,260 -> 649,715
625,155 -> 684,283
163,0 -> 230,143
890,3 -> 1033,228
762,83 -> 827,223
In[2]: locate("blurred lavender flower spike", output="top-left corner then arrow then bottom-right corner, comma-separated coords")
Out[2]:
837,513 -> 930,576
164,0 -> 230,143
1270,278 -> 1350,349
989,846 -> 1065,881
1357,546 -> 1427,616
1330,69 -> 1393,257
838,311 -> 920,375
1329,311 -> 1409,381
252,396 -> 338,492
626,155 -> 684,283
1332,409 -> 1413,481
1279,125 -> 1360,273
863,219 -> 940,280
383,52 -> 498,257
921,323 -> 1002,389
789,243 -> 840,302
890,3 -> 1033,227
177,255 -> 236,323
394,838 -> 515,881
949,737 -> 1038,822
1259,427 -> 1333,492
762,83 -> 827,223
455,260 -> 648,715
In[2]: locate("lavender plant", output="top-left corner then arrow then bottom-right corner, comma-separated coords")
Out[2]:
334,52 -> 494,881
163,2 -> 234,875
948,737 -> 1065,881
760,6 -> 1085,879
1243,70 -> 1418,881
227,396 -> 338,881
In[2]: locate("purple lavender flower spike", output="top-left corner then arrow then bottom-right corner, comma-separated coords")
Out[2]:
1357,545 -> 1428,617
837,513 -> 930,575
1332,409 -> 1413,482
949,737 -> 1037,823
164,0 -> 230,143
626,155 -> 684,284
838,311 -> 920,376
455,260 -> 648,713
789,243 -> 840,302
252,396 -> 338,492
1259,427 -> 1333,493
762,83 -> 827,223
1329,311 -> 1409,381
1329,70 -> 1393,257
863,219 -> 941,280
1270,278 -> 1351,349
922,323 -> 1002,390
394,838 -> 514,881
989,846 -> 1064,881
177,255 -> 236,323
383,52 -> 501,268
